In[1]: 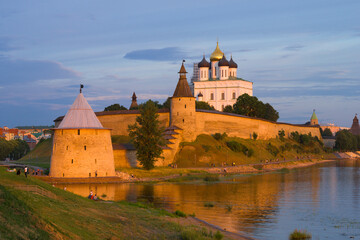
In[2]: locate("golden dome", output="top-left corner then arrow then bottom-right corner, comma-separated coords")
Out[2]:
210,42 -> 224,62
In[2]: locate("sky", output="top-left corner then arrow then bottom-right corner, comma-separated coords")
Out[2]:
0,0 -> 359,128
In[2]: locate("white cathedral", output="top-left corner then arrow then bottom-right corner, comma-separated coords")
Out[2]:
190,42 -> 253,111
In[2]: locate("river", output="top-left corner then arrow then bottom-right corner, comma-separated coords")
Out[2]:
56,159 -> 360,239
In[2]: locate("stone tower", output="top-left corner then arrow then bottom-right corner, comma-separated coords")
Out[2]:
49,87 -> 115,178
350,114 -> 360,135
170,61 -> 196,142
129,92 -> 138,110
310,109 -> 318,125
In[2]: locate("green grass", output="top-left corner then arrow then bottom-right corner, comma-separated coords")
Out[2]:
289,229 -> 312,239
117,167 -> 205,179
175,134 -> 333,168
16,138 -> 53,169
0,167 -> 227,239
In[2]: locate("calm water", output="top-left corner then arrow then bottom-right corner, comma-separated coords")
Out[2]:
57,160 -> 360,240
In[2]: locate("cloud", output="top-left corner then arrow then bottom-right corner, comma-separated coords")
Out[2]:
0,56 -> 81,84
283,44 -> 304,51
124,47 -> 187,61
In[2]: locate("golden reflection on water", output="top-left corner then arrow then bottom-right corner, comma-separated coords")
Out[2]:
56,160 -> 360,238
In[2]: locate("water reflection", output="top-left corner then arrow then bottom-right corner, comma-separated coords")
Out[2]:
56,159 -> 360,239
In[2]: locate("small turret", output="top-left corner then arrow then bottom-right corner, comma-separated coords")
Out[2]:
129,92 -> 138,109
310,109 -> 318,125
350,114 -> 360,135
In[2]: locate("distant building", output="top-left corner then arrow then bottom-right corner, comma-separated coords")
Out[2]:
349,114 -> 360,135
310,110 -> 319,126
190,42 -> 253,111
129,92 -> 138,109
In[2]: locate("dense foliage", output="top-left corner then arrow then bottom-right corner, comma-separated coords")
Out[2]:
104,104 -> 128,111
335,130 -> 359,151
0,139 -> 30,160
195,101 -> 215,110
321,128 -> 333,137
128,100 -> 165,170
225,94 -> 279,121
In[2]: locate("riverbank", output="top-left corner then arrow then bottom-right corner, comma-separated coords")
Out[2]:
0,166 -> 245,240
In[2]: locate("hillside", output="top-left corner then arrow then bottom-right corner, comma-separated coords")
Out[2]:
18,138 -> 53,169
174,134 -> 332,167
0,167 -> 225,240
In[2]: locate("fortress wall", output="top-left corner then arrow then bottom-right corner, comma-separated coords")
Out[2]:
113,149 -> 138,168
49,129 -> 115,178
195,111 -> 321,140
97,112 -> 170,136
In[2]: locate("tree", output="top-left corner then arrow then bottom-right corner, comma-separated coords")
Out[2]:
10,139 -> 30,160
128,100 -> 165,170
104,104 -> 127,111
196,101 -> 215,110
232,94 -> 279,121
223,105 -> 233,113
322,128 -> 333,137
162,97 -> 171,109
335,130 -> 357,151
278,130 -> 285,141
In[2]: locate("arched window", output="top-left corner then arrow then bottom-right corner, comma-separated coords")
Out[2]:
225,71 -> 227,77
84,146 -> 87,150
201,71 -> 203,78
71,159 -> 73,164
232,92 -> 236,99
221,92 -> 225,100
221,70 -> 224,77
210,93 -> 214,100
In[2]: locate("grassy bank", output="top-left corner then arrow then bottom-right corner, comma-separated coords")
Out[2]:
175,134 -> 333,167
17,138 -> 52,169
0,167 -> 231,240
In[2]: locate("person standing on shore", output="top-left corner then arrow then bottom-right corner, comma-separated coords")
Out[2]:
24,167 -> 28,178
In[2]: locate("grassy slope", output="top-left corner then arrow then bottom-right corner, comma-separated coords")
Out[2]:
0,167 -> 225,240
175,134 -> 333,167
17,138 -> 53,169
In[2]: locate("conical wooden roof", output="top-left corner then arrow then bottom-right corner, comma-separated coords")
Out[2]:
173,63 -> 193,98
58,93 -> 104,129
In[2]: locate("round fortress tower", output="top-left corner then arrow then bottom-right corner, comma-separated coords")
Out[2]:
49,87 -> 115,178
170,61 -> 196,142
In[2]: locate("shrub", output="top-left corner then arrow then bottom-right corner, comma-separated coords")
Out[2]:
213,133 -> 227,141
278,130 -> 285,141
204,202 -> 214,207
204,175 -> 220,182
266,143 -> 279,157
202,145 -> 211,152
174,210 -> 187,218
247,148 -> 254,157
214,231 -> 224,240
289,229 -> 311,240
253,132 -> 258,140
226,141 -> 250,156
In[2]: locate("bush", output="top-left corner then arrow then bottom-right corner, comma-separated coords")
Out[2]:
253,132 -> 258,140
226,141 -> 252,156
213,133 -> 227,141
289,229 -> 311,240
204,175 -> 220,182
247,148 -> 254,157
214,231 -> 224,240
266,143 -> 279,157
202,145 -> 211,152
204,202 -> 214,207
278,130 -> 285,141
174,210 -> 187,218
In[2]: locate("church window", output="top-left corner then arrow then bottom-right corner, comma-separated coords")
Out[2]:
221,70 -> 224,77
84,146 -> 86,150
210,93 -> 214,100
221,92 -> 225,100
232,92 -> 236,99
78,129 -> 80,135
225,71 -> 227,77
201,71 -> 203,78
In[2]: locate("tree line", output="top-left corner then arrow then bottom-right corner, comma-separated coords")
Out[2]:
0,139 -> 30,161
335,130 -> 360,152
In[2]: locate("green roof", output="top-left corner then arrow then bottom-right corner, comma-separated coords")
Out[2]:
311,110 -> 318,120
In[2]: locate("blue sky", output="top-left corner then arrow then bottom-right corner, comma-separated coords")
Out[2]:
1,0 -> 359,127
